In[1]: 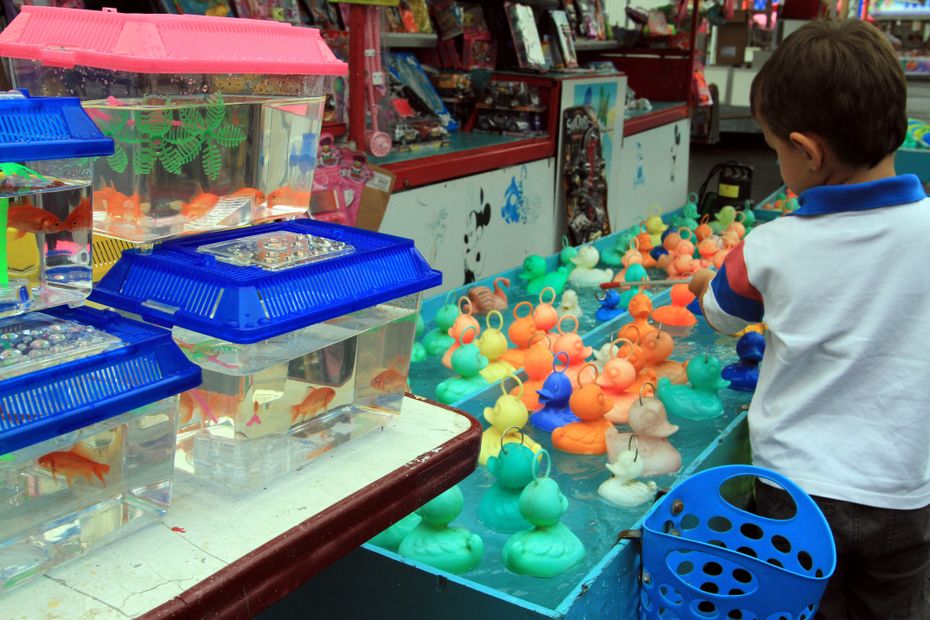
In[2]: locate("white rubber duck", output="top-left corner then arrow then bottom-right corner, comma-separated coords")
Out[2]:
558,289 -> 583,319
608,397 -> 681,477
597,431 -> 658,508
567,246 -> 613,288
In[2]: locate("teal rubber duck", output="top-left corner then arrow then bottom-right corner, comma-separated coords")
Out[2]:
559,235 -> 578,272
399,485 -> 484,574
479,440 -> 537,533
368,512 -> 422,551
741,200 -> 757,230
502,451 -> 586,578
411,314 -> 427,363
601,228 -> 638,267
422,297 -> 460,357
519,255 -> 570,296
618,263 -> 652,309
436,329 -> 488,404
657,354 -> 730,421
671,192 -> 701,230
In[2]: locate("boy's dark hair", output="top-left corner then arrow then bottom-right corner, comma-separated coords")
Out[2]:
750,19 -> 906,168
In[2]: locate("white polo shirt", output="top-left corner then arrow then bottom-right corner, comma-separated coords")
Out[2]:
702,174 -> 930,509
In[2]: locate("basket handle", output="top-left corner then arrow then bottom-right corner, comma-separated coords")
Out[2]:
692,465 -> 822,522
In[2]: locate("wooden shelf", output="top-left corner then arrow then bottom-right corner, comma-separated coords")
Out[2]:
382,32 -> 438,48
872,9 -> 930,19
573,39 -> 621,51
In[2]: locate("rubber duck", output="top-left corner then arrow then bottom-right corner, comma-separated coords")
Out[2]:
436,327 -> 488,404
657,354 -> 730,421
552,315 -> 594,384
499,301 -> 541,368
667,250 -> 702,279
734,322 -> 766,337
559,235 -> 578,271
695,214 -> 713,243
617,264 -> 652,310
740,201 -> 757,228
634,232 -> 657,268
422,295 -> 459,356
722,331 -> 765,392
531,352 -> 578,432
552,364 -> 614,455
712,237 -> 736,270
567,246 -> 613,288
608,391 -> 681,476
502,450 -> 585,578
641,327 -> 685,383
600,230 -> 636,267
467,277 -> 510,315
480,375 -> 542,465
477,311 -> 517,383
479,438 -> 536,533
411,314 -> 428,363
595,290 -> 624,322
368,512 -> 422,551
597,436 -> 658,508
617,293 -> 658,344
671,192 -> 700,230
697,236 -> 721,268
652,284 -> 698,336
399,485 -> 484,574
644,209 -> 668,247
596,339 -> 638,424
620,238 -> 645,272
594,336 -> 643,372
558,289 -> 583,319
533,287 -> 560,333
442,297 -> 481,369
710,205 -> 737,235
726,210 -> 747,239
519,255 -> 569,296
513,335 -> 553,411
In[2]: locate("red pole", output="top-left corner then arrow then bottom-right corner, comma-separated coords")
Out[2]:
348,4 -> 368,149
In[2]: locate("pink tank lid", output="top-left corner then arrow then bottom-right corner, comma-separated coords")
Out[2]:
0,6 -> 347,76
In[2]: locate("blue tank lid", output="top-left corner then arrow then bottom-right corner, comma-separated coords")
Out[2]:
0,90 -> 114,162
0,306 -> 201,455
90,219 -> 442,344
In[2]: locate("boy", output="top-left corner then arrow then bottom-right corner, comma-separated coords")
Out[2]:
689,20 -> 930,619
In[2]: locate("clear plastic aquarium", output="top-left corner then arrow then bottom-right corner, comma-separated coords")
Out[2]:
90,220 -> 441,492
0,306 -> 201,594
0,91 -> 113,318
0,6 -> 348,244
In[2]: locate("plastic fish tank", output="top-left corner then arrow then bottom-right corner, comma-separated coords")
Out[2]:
0,306 -> 200,594
0,6 -> 348,244
90,220 -> 441,492
0,90 -> 113,318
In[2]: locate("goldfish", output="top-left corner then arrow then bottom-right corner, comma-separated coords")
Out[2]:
290,387 -> 336,423
8,205 -> 62,238
63,198 -> 92,232
94,183 -> 141,221
370,367 -> 407,393
181,190 -> 220,219
267,186 -> 312,210
37,449 -> 110,486
230,187 -> 266,206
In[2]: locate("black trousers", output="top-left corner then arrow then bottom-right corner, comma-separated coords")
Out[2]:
754,480 -> 930,620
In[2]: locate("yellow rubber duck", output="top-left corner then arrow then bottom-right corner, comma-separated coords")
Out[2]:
480,375 -> 541,466
477,311 -> 516,383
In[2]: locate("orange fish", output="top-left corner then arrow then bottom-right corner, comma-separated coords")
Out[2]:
94,184 -> 141,221
63,198 -> 92,232
8,205 -> 62,238
267,186 -> 312,210
230,187 -> 266,206
37,449 -> 110,486
181,191 -> 220,218
370,367 -> 407,393
290,386 -> 336,423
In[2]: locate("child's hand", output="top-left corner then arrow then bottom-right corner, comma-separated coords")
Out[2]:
689,268 -> 716,299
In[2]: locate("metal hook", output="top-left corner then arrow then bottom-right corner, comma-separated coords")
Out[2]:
639,382 -> 656,404
627,434 -> 640,462
500,425 -> 526,454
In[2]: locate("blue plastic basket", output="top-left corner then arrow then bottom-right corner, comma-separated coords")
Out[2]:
90,219 -> 442,344
0,306 -> 201,455
640,465 -> 836,620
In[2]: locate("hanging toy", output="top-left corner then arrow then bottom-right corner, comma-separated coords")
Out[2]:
608,384 -> 681,476
436,326 -> 488,404
531,352 -> 578,432
532,287 -> 560,334
502,450 -> 586,578
722,331 -> 765,392
411,313 -> 427,363
597,435 -> 658,508
477,310 -> 517,383
398,485 -> 484,574
519,255 -> 569,296
595,289 -> 624,322
552,364 -> 614,455
558,289 -> 583,319
499,301 -> 541,368
657,353 -> 730,421
480,374 -> 541,465
442,297 -> 480,369
467,277 -> 511,315
479,430 -> 537,533
513,334 -> 554,411
652,283 -> 698,336
559,235 -> 578,271
368,512 -> 422,551
422,293 -> 459,356
567,246 -> 613,288
552,314 -> 594,384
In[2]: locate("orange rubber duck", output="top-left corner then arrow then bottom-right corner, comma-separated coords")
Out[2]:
695,214 -> 713,242
513,334 -> 554,411
552,315 -> 593,385
552,364 -> 614,455
499,301 -> 541,369
652,284 -> 698,335
596,338 -> 638,424
635,231 -> 657,268
532,287 -> 559,334
641,327 -> 685,384
442,297 -> 481,369
617,293 -> 658,344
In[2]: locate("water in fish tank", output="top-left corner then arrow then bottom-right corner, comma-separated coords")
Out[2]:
83,94 -> 325,243
174,303 -> 418,492
0,398 -> 178,593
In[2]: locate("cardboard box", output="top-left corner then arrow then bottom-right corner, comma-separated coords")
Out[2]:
716,18 -> 750,66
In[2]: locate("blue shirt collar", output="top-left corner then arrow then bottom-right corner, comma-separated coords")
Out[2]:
792,174 -> 927,216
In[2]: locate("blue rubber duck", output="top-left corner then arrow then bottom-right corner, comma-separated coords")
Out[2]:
399,485 -> 484,574
519,255 -> 570,296
722,331 -> 765,392
531,354 -> 578,432
368,512 -> 422,551
657,354 -> 730,421
435,332 -> 488,404
422,298 -> 460,357
502,451 -> 585,578
479,441 -> 537,533
596,290 -> 624,322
